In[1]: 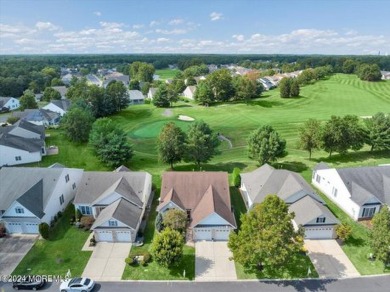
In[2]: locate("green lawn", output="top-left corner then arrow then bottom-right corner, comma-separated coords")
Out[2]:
316,190 -> 390,275
230,187 -> 247,230
155,68 -> 180,80
235,253 -> 319,279
122,188 -> 195,280
12,205 -> 92,277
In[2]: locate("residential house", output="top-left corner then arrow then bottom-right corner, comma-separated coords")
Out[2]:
157,172 -> 236,241
52,86 -> 68,99
194,76 -> 206,84
61,73 -> 74,85
103,74 -> 130,88
381,71 -> 390,80
86,74 -> 102,87
22,109 -> 61,127
74,171 -> 152,242
0,97 -> 20,111
312,163 -> 390,221
0,120 -> 46,166
258,77 -> 276,90
147,88 -> 157,99
183,86 -> 197,100
240,164 -> 339,239
42,99 -> 71,116
128,90 -> 145,105
0,166 -> 83,234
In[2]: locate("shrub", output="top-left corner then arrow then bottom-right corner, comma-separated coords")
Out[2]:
336,223 -> 353,241
57,211 -> 63,218
6,116 -> 20,125
39,222 -> 50,239
0,223 -> 6,237
53,215 -> 58,222
140,260 -> 146,266
232,167 -> 241,187
125,257 -> 135,265
76,209 -> 82,220
80,216 -> 95,230
143,252 -> 151,263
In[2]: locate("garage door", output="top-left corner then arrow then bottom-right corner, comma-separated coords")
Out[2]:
305,227 -> 334,239
7,222 -> 23,233
23,223 -> 39,234
193,228 -> 212,241
116,231 -> 131,242
214,228 -> 231,241
95,230 -> 113,242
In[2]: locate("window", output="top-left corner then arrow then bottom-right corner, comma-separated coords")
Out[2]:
80,206 -> 92,215
362,207 -> 376,218
316,174 -> 321,183
108,220 -> 118,227
15,207 -> 24,214
65,174 -> 70,183
186,209 -> 191,221
59,194 -> 64,205
15,156 -> 22,161
316,217 -> 326,223
72,183 -> 76,190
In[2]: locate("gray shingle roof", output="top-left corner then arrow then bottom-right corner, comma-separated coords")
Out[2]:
241,164 -> 323,205
0,167 -> 64,216
0,132 -> 44,152
50,99 -> 71,111
128,90 -> 144,101
51,86 -> 68,97
289,195 -> 339,226
13,120 -> 45,139
337,165 -> 390,206
91,198 -> 143,230
313,162 -> 330,171
74,172 -> 148,206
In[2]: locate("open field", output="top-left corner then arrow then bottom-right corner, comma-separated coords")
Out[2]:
109,74 -> 390,179
155,69 -> 180,80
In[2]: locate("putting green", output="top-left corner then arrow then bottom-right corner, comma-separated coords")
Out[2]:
131,120 -> 193,138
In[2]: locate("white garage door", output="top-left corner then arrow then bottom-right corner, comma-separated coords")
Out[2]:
95,230 -> 114,242
7,222 -> 23,233
193,228 -> 212,241
305,227 -> 334,239
23,223 -> 39,234
214,228 -> 231,241
116,231 -> 132,242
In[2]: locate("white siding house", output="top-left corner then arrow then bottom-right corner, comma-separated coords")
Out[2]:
0,97 -> 20,110
0,166 -> 83,234
312,164 -> 389,221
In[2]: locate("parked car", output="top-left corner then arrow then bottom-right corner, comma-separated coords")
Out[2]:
59,277 -> 95,292
12,277 -> 46,290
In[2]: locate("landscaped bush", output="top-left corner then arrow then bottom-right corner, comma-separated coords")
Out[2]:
0,223 -> 6,238
6,116 -> 20,125
80,216 -> 95,230
39,222 -> 50,239
232,167 -> 241,187
125,257 -> 135,265
57,211 -> 63,218
76,209 -> 82,221
143,252 -> 151,263
336,223 -> 353,242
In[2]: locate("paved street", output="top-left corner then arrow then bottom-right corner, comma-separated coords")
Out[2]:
82,242 -> 131,281
1,276 -> 390,292
0,235 -> 37,276
305,240 -> 360,278
195,241 -> 237,281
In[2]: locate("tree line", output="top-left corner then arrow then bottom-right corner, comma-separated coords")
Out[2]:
299,112 -> 390,159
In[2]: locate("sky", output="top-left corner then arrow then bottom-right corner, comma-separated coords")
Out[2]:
1,0 -> 389,55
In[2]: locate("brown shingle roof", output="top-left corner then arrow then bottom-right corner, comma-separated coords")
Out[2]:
158,172 -> 236,228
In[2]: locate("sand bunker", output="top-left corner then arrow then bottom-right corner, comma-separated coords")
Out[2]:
178,115 -> 195,121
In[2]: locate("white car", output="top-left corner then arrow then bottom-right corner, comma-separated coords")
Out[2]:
59,277 -> 95,292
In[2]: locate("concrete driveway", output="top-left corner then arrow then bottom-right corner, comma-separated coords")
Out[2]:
305,240 -> 360,278
0,235 -> 37,275
82,242 -> 131,281
195,241 -> 237,281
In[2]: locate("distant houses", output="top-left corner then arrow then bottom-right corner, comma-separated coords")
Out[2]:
128,90 -> 145,105
147,87 -> 157,99
0,97 -> 20,111
183,86 -> 197,100
381,71 -> 390,80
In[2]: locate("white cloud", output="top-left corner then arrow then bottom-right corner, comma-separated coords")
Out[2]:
157,37 -> 170,43
35,21 -> 59,31
210,12 -> 223,21
133,24 -> 144,29
155,28 -> 187,35
150,20 -> 160,27
169,18 -> 184,25
94,11 -> 102,17
232,34 -> 244,41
